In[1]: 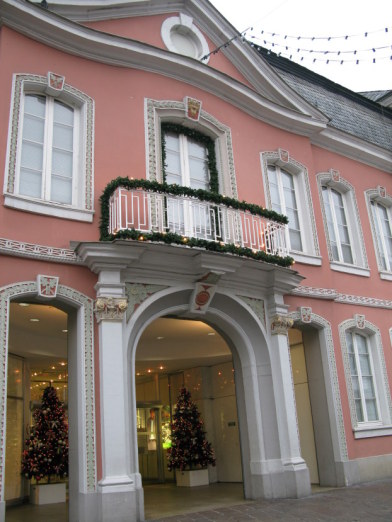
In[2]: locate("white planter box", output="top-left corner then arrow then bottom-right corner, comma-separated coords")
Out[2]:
30,482 -> 66,505
176,468 -> 209,487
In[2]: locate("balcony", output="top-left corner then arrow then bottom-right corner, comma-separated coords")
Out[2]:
100,180 -> 293,267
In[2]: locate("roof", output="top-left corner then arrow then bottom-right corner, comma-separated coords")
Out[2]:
256,47 -> 392,151
360,90 -> 392,102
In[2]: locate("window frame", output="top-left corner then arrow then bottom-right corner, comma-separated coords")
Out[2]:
339,317 -> 392,438
4,73 -> 94,222
365,187 -> 392,281
145,98 -> 238,200
261,150 -> 321,265
318,171 -> 369,276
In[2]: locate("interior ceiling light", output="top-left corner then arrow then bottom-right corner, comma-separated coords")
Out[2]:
157,336 -> 164,340
62,329 -> 68,333
30,318 -> 40,322
60,362 -> 66,366
207,332 -> 216,336
18,302 -> 30,307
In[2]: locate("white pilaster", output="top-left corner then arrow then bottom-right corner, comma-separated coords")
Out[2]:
268,301 -> 310,497
95,270 -> 143,521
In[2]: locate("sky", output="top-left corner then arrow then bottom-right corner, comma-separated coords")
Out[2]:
210,0 -> 392,93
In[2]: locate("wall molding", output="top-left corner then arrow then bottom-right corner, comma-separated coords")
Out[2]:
0,237 -> 81,264
292,285 -> 392,309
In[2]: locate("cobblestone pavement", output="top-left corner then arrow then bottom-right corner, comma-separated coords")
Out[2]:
152,479 -> 392,521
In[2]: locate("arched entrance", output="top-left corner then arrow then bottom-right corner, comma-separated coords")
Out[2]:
124,283 -> 311,519
0,281 -> 96,522
135,317 -> 243,490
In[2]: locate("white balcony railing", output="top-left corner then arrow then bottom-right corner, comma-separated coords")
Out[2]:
109,187 -> 290,258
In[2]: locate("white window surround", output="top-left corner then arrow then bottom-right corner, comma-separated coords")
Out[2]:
317,172 -> 369,276
4,73 -> 94,222
261,151 -> 321,265
339,318 -> 392,438
161,14 -> 210,63
145,98 -> 238,199
365,187 -> 392,281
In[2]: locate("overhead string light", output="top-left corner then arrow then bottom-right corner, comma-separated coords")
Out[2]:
201,27 -> 253,61
249,25 -> 392,65
200,24 -> 391,66
259,26 -> 391,41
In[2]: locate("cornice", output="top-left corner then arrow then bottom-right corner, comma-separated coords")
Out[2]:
311,127 -> 392,173
0,0 -> 327,138
291,285 -> 392,310
30,0 -> 330,117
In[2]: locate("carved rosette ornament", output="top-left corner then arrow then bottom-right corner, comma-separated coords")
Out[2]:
271,315 -> 294,335
94,297 -> 128,322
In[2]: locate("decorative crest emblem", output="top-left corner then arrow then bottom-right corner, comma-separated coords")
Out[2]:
37,275 -> 59,298
185,96 -> 202,121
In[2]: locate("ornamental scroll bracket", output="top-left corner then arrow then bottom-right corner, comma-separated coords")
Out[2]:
94,297 -> 128,323
270,314 -> 294,335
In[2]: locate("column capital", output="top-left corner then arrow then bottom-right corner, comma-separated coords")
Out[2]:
270,314 -> 294,335
94,296 -> 128,323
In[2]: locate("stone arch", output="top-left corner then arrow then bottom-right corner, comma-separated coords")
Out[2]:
289,309 -> 348,485
124,285 -> 297,500
0,280 -> 96,518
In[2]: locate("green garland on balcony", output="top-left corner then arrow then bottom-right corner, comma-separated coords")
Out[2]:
99,178 -> 293,267
161,122 -> 219,194
101,229 -> 294,267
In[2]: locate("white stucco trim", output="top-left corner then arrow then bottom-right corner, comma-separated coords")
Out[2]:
0,280 -> 96,521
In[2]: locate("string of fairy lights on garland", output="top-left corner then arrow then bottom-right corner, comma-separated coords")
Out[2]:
99,177 -> 294,268
202,25 -> 392,65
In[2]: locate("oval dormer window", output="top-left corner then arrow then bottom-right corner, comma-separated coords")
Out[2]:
161,14 -> 210,62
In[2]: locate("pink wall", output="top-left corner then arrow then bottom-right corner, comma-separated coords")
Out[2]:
1,16 -> 391,469
83,13 -> 254,87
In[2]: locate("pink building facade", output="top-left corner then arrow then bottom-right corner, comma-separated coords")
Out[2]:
0,1 -> 391,521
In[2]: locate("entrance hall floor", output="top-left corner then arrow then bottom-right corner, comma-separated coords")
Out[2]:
5,479 -> 392,521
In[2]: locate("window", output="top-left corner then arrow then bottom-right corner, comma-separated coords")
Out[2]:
261,151 -> 320,265
146,98 -> 238,199
267,165 -> 302,251
318,171 -> 368,276
370,201 -> 392,271
345,332 -> 379,423
4,73 -> 94,222
322,186 -> 353,264
161,14 -> 210,62
366,187 -> 392,280
164,131 -> 210,190
19,94 -> 75,205
163,128 -> 212,237
340,317 -> 392,438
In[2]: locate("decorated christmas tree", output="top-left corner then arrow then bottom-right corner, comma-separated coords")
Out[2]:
167,387 -> 216,472
22,386 -> 68,483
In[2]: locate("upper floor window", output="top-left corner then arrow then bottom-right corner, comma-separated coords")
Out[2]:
322,186 -> 353,264
163,130 -> 210,191
371,201 -> 392,270
318,171 -> 368,276
261,150 -> 321,265
340,316 -> 392,438
366,187 -> 392,280
146,98 -> 238,199
4,73 -> 94,222
161,14 -> 210,62
161,124 -> 216,238
20,94 -> 76,205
